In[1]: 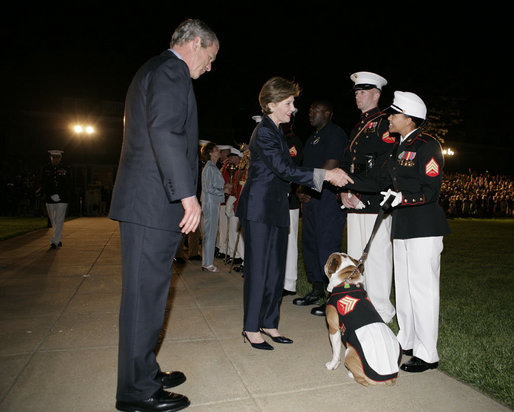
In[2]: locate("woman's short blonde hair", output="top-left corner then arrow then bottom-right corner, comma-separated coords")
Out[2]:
259,77 -> 300,115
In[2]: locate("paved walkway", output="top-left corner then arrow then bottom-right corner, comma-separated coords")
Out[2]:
0,217 -> 509,411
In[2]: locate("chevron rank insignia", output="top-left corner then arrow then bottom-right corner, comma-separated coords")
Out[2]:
337,296 -> 359,315
382,131 -> 395,143
425,157 -> 439,177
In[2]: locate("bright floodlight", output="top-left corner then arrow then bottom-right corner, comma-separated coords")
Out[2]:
73,125 -> 84,133
85,126 -> 94,134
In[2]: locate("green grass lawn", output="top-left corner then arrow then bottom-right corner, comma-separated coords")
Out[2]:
2,216 -> 513,407
0,216 -> 50,240
297,218 -> 514,409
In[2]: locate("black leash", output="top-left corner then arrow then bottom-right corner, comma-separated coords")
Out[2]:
351,194 -> 395,278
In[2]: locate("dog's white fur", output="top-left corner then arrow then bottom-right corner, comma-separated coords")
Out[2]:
324,252 -> 399,386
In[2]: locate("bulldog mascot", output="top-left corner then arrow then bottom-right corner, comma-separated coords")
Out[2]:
324,252 -> 401,386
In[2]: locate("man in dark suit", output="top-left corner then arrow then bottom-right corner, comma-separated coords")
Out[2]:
109,19 -> 218,412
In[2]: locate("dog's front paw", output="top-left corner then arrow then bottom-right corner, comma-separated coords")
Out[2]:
325,360 -> 341,370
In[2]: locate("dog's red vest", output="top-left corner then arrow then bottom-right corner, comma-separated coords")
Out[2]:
327,283 -> 401,382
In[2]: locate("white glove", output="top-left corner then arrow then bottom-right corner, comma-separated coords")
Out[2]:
225,196 -> 236,217
340,192 -> 365,210
380,189 -> 402,208
50,194 -> 61,202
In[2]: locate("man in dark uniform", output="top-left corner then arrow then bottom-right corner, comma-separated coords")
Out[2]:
41,150 -> 72,249
338,71 -> 396,323
293,100 -> 348,315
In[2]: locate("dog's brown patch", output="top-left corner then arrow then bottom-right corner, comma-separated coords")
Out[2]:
345,346 -> 397,387
345,346 -> 370,387
338,265 -> 361,282
326,304 -> 341,335
326,254 -> 342,277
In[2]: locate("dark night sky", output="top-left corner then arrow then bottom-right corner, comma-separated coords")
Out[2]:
3,4 -> 513,171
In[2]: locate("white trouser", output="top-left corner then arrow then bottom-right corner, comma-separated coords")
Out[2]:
217,204 -> 228,254
347,213 -> 394,323
228,215 -> 244,259
394,236 -> 443,363
284,208 -> 299,292
46,202 -> 68,244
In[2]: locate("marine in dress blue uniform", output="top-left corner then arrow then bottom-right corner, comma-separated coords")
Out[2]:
340,72 -> 396,323
346,91 -> 450,372
41,150 -> 72,249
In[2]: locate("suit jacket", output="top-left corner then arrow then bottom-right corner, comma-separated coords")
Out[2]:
236,116 -> 316,228
347,129 -> 449,239
109,50 -> 199,231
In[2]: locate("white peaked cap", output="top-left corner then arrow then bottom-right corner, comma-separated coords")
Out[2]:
388,91 -> 427,120
350,71 -> 388,90
230,147 -> 242,157
48,150 -> 64,156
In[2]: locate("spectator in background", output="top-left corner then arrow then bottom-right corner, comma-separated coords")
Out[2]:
41,150 -> 72,249
200,142 -> 232,272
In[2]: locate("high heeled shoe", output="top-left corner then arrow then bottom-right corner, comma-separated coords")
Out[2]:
202,265 -> 220,272
242,331 -> 274,350
259,329 -> 293,344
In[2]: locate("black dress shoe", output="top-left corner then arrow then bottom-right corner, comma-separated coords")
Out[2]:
234,265 -> 244,272
57,241 -> 62,247
310,303 -> 326,316
188,255 -> 201,261
402,349 -> 413,356
215,251 -> 226,259
400,356 -> 438,373
174,257 -> 187,264
242,331 -> 274,350
50,243 -> 57,249
232,257 -> 243,265
157,371 -> 186,389
282,289 -> 296,297
293,290 -> 323,306
115,388 -> 190,411
260,329 -> 293,344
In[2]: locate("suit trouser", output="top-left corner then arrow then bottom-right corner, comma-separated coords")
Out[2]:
347,213 -> 395,323
117,221 -> 181,401
202,200 -> 220,266
242,219 -> 288,332
284,208 -> 299,292
46,202 -> 67,244
302,192 -> 346,288
393,236 -> 443,363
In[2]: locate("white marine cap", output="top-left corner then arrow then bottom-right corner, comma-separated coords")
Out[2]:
229,147 -> 242,157
48,150 -> 64,156
350,71 -> 388,91
218,145 -> 232,151
199,139 -> 210,146
387,91 -> 427,120
251,115 -> 262,123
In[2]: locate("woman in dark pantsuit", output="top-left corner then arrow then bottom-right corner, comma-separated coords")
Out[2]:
235,77 -> 352,349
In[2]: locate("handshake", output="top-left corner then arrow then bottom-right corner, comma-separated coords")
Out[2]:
324,168 -> 354,187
